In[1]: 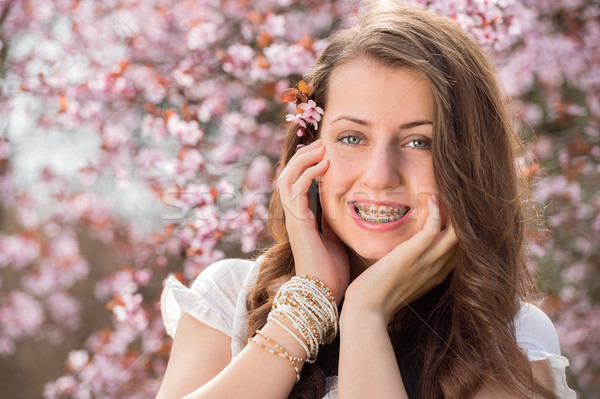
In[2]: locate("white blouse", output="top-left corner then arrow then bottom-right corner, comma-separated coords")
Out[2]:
161,257 -> 576,399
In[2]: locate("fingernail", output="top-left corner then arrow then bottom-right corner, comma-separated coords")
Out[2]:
432,195 -> 439,205
295,144 -> 305,152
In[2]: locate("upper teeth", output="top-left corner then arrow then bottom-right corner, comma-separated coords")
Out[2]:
353,202 -> 409,222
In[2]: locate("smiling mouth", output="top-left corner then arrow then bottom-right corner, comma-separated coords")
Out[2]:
352,202 -> 410,223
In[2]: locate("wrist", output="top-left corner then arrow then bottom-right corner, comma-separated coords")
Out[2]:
340,295 -> 388,331
342,281 -> 403,326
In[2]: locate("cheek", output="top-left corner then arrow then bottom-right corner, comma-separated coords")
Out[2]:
319,146 -> 357,189
318,149 -> 358,217
405,165 -> 437,202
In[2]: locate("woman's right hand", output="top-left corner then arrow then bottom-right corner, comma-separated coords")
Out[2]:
276,138 -> 350,303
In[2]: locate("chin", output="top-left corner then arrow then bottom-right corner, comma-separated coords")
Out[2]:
349,243 -> 398,265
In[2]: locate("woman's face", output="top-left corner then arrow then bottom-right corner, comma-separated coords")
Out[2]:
319,59 -> 440,271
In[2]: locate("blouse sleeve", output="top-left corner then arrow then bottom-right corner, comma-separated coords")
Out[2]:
514,303 -> 577,399
160,258 -> 255,339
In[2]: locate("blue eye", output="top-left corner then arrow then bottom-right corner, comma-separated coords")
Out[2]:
339,135 -> 363,145
405,138 -> 430,149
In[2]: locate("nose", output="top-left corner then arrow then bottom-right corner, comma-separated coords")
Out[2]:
360,144 -> 403,191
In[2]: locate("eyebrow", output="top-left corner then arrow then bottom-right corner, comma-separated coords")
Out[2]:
330,116 -> 432,130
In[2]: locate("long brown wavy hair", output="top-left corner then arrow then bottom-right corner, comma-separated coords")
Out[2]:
246,2 -> 555,398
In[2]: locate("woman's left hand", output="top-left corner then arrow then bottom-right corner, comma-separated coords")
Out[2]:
342,195 -> 458,325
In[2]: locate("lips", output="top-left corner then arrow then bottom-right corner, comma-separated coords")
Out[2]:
352,201 -> 410,223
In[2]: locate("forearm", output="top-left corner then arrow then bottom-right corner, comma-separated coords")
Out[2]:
184,317 -> 307,399
338,302 -> 408,399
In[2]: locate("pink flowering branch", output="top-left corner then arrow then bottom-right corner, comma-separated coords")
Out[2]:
0,0 -> 598,398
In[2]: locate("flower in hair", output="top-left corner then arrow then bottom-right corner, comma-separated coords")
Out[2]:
280,80 -> 324,137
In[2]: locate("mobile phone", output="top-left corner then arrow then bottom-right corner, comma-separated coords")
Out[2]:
308,179 -> 322,233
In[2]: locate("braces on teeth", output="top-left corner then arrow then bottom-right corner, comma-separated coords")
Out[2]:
353,203 -> 409,223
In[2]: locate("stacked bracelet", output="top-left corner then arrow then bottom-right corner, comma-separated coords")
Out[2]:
269,274 -> 339,363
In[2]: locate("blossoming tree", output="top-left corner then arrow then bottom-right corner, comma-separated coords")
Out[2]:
0,0 -> 598,398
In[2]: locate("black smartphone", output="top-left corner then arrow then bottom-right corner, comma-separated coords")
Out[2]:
308,179 -> 322,233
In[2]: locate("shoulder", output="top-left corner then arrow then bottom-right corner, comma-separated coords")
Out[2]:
514,302 -> 561,356
513,303 -> 577,398
161,256 -> 263,339
187,257 -> 264,311
190,257 -> 260,291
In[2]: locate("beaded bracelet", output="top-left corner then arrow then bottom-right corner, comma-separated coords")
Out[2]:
269,274 -> 339,363
271,305 -> 318,361
248,330 -> 303,383
301,274 -> 337,304
267,313 -> 314,363
278,295 -> 321,340
273,278 -> 337,321
274,300 -> 321,358
277,276 -> 338,340
255,330 -> 305,364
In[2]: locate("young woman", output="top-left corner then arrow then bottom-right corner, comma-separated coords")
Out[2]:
157,2 -> 575,398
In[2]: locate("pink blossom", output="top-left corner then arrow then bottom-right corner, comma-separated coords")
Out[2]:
67,349 -> 90,373
141,115 -> 169,143
111,293 -> 148,331
244,156 -> 273,190
298,100 -> 324,129
0,234 -> 41,269
0,291 -> 45,351
241,98 -> 268,116
95,270 -> 138,301
222,43 -> 255,75
285,112 -> 307,128
166,114 -> 204,146
285,99 -> 324,132
45,291 -> 81,331
263,14 -> 287,38
135,148 -> 168,178
174,149 -> 205,185
134,269 -> 152,285
264,43 -> 316,77
44,375 -> 78,399
187,21 -> 221,51
0,0 -> 596,396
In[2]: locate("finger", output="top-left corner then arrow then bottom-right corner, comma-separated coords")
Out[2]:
286,138 -> 322,165
290,159 -> 329,198
423,194 -> 442,233
281,157 -> 327,207
393,197 -> 453,263
437,222 -> 458,250
421,223 -> 458,266
281,158 -> 329,229
430,222 -> 458,255
279,138 -> 322,179
295,137 -> 321,153
396,195 -> 441,254
279,145 -> 325,189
